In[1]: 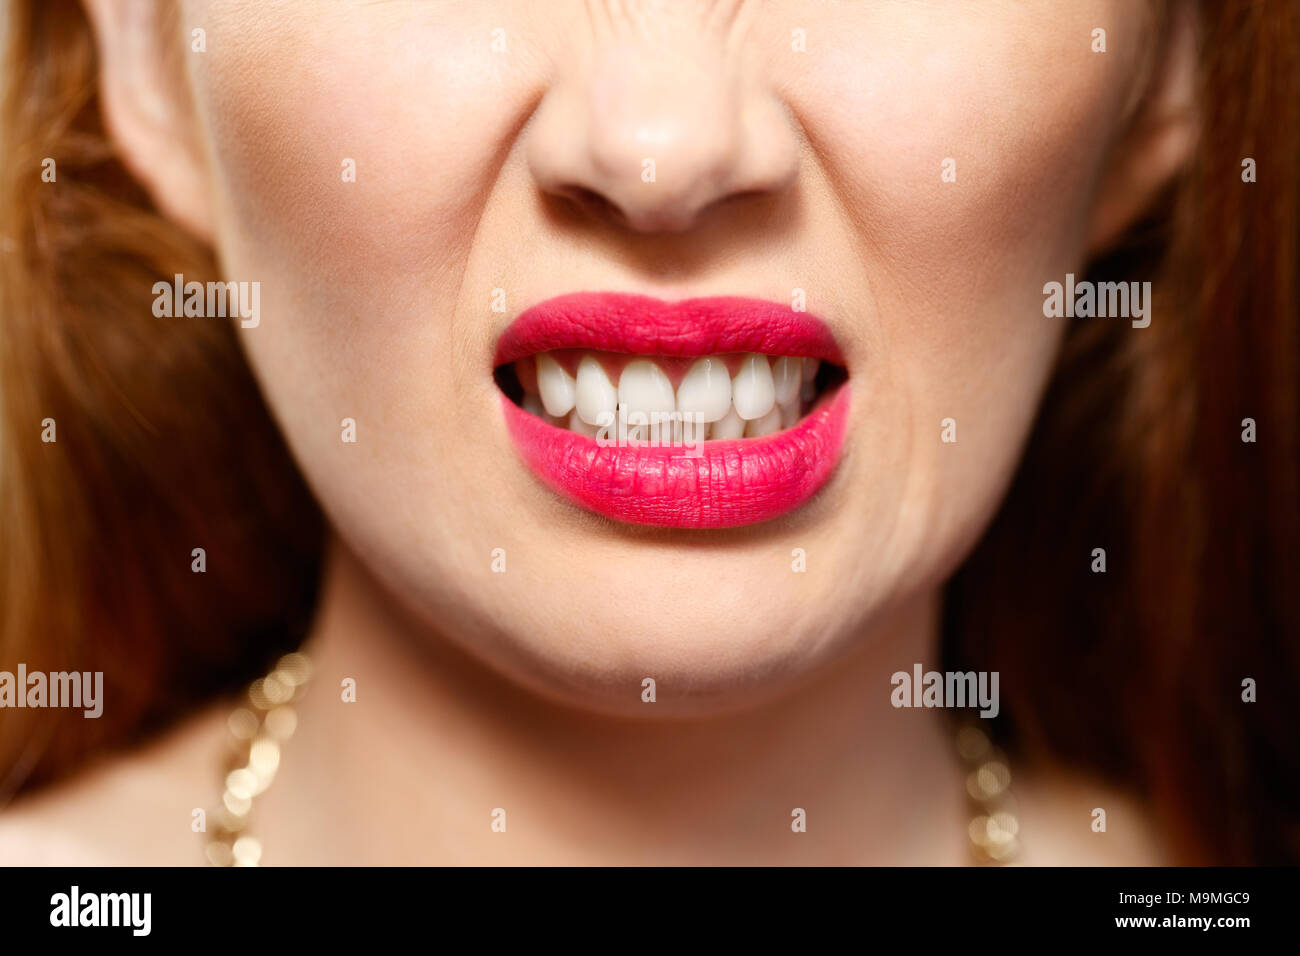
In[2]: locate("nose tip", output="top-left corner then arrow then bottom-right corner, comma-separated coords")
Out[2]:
528,54 -> 799,234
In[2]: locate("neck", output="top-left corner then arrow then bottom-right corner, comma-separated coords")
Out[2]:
261,539 -> 969,864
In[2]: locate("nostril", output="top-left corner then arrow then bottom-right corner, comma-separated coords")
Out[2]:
555,185 -> 629,228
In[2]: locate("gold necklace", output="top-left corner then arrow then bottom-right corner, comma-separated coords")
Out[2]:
957,722 -> 1022,864
205,653 -> 1020,865
203,652 -> 312,867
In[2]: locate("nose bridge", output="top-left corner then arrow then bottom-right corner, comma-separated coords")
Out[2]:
527,4 -> 797,233
590,48 -> 734,181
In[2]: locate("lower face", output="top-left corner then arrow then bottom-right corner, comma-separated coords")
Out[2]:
184,0 -> 1145,713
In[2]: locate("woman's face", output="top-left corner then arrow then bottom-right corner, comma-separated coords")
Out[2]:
159,0 -> 1152,712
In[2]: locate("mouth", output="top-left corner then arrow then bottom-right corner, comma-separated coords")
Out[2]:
494,292 -> 850,529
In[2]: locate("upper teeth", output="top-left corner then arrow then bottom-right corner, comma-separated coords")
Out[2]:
618,359 -> 676,418
536,353 -> 577,418
732,354 -> 776,420
771,356 -> 801,406
675,357 -> 732,423
574,355 -> 616,425
525,352 -> 823,440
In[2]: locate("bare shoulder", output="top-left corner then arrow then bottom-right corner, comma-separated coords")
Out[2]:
1013,762 -> 1172,865
0,705 -> 229,865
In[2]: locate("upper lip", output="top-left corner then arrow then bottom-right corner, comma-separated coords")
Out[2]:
494,292 -> 846,367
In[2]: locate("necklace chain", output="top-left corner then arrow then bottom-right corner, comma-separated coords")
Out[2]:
957,723 -> 1022,864
204,652 -> 312,867
206,653 -> 1019,865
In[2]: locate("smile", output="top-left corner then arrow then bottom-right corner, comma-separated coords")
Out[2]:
494,293 -> 851,528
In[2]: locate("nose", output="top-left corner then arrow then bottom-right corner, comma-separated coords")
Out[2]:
527,33 -> 800,234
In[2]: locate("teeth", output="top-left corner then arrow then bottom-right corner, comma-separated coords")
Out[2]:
575,355 -> 618,426
568,410 -> 600,438
779,396 -> 801,428
675,357 -> 732,423
519,351 -> 832,441
745,405 -> 783,437
621,406 -> 648,443
710,405 -> 746,440
732,354 -> 775,420
771,356 -> 801,406
618,359 -> 676,418
536,353 -> 576,417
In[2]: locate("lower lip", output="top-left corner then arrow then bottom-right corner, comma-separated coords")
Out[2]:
501,388 -> 850,529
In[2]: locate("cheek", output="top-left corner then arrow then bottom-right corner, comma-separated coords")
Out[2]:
173,8 -> 527,597
187,2 -> 540,398
798,4 -> 1136,327
787,5 -> 1139,579
193,4 -> 530,270
184,4 -> 543,517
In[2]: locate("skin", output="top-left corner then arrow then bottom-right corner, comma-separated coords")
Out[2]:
2,0 -> 1195,863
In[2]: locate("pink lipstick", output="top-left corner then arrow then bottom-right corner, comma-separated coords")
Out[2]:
495,292 -> 850,529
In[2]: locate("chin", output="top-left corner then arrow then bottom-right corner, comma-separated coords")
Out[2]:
401,543 -> 891,719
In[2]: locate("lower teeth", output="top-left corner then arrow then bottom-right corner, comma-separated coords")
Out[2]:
523,402 -> 807,443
